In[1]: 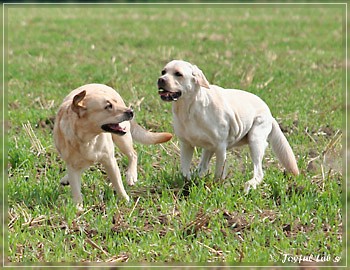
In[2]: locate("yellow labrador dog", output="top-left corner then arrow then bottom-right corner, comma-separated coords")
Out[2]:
157,60 -> 299,193
54,83 -> 172,206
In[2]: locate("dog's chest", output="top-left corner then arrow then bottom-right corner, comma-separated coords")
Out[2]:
173,113 -> 228,149
76,134 -> 113,163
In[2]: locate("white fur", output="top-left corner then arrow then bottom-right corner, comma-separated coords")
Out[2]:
158,60 -> 299,192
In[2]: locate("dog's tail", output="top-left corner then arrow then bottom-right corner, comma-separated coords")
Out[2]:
130,120 -> 173,145
269,118 -> 299,175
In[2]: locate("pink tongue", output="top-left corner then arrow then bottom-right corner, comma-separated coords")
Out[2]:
159,91 -> 169,96
110,124 -> 122,131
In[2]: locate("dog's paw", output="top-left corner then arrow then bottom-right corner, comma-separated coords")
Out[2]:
76,203 -> 84,213
126,172 -> 138,186
114,191 -> 130,202
182,172 -> 192,181
124,194 -> 130,202
60,175 -> 69,186
244,180 -> 257,194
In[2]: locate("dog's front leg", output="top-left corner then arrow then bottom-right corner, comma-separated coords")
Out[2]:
64,166 -> 83,204
112,133 -> 138,186
101,157 -> 130,202
180,140 -> 194,179
198,149 -> 214,177
214,145 -> 227,180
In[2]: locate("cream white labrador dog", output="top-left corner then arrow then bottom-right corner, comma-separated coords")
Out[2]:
157,60 -> 299,192
54,83 -> 172,206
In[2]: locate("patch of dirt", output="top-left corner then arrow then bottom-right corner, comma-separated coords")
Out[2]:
286,183 -> 306,196
182,208 -> 219,238
36,116 -> 55,130
9,100 -> 21,110
282,216 -> 342,242
278,120 -> 298,135
223,210 -> 252,233
223,209 -> 278,234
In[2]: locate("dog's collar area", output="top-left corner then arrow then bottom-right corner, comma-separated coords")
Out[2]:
101,123 -> 127,135
158,89 -> 182,102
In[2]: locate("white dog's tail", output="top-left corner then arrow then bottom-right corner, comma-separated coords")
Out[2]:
269,119 -> 299,175
130,120 -> 173,145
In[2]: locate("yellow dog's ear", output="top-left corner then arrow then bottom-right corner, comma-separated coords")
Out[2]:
192,65 -> 210,89
72,90 -> 87,116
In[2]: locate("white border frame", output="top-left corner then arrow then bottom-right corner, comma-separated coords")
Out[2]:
2,2 -> 347,268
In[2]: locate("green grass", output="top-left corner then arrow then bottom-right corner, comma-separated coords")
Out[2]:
5,3 -> 345,266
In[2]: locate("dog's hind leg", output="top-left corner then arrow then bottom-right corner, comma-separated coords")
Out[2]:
112,133 -> 138,186
244,117 -> 271,193
60,174 -> 70,186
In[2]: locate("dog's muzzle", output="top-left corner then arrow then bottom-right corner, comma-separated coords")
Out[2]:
157,78 -> 181,102
101,109 -> 133,136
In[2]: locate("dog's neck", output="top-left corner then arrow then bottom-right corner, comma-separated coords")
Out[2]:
68,115 -> 102,144
172,86 -> 210,116
173,86 -> 210,108
74,130 -> 101,144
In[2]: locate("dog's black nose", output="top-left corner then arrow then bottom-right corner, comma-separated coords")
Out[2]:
125,109 -> 134,119
158,77 -> 166,87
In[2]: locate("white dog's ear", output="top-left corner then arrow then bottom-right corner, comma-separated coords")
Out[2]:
192,65 -> 210,89
72,90 -> 87,116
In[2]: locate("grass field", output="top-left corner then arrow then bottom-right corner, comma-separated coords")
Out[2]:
5,3 -> 346,266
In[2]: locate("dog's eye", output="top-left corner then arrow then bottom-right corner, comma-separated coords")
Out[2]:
105,102 -> 113,110
161,70 -> 166,75
174,72 -> 183,77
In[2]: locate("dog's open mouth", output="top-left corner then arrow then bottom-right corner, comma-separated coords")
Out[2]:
158,89 -> 182,102
101,123 -> 126,135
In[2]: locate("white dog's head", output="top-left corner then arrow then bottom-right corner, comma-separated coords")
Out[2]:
157,60 -> 210,102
